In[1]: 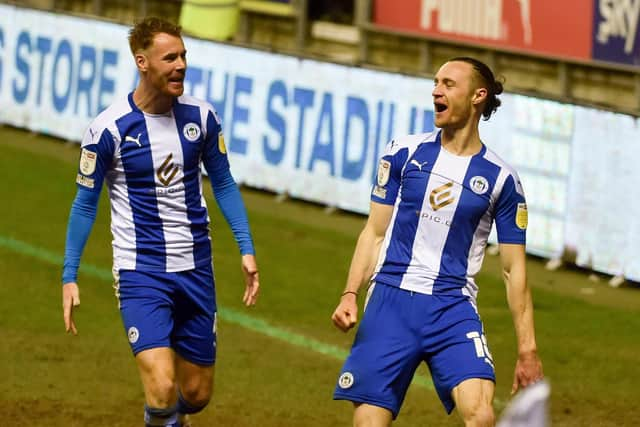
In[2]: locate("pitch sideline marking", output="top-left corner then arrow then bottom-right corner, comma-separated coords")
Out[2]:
0,234 -> 436,391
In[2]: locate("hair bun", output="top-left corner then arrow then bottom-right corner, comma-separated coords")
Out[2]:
493,79 -> 504,96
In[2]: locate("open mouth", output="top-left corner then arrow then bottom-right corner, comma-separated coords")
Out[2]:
434,102 -> 448,113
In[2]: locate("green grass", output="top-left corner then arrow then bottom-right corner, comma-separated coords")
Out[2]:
1,126 -> 639,426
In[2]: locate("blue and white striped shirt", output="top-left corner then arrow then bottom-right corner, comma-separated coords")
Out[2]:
75,93 -> 237,273
371,131 -> 527,303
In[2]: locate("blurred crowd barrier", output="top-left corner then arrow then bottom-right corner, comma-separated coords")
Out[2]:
4,0 -> 639,116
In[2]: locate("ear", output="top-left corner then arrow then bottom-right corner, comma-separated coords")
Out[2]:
472,87 -> 487,105
134,53 -> 147,72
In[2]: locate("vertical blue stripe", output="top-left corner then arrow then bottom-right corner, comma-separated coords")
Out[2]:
174,101 -> 212,267
433,147 -> 500,292
116,95 -> 166,270
378,138 -> 442,284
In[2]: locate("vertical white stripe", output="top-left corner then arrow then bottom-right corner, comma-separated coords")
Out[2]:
146,113 -> 195,271
401,149 -> 470,293
108,173 -> 137,271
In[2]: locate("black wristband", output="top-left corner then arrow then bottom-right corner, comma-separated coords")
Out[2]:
341,291 -> 358,297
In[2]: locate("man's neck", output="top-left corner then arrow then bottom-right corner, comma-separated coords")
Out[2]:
440,123 -> 482,156
132,84 -> 174,115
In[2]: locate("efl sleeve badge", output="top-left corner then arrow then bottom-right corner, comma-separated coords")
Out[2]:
377,159 -> 391,187
79,148 -> 97,175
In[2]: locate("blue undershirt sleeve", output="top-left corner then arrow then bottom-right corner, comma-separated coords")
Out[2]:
207,167 -> 255,255
62,188 -> 100,284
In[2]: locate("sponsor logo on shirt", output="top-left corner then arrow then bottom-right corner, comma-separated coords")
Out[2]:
409,159 -> 429,172
183,123 -> 201,142
415,210 -> 452,227
79,148 -> 97,175
429,182 -> 455,211
153,184 -> 185,196
157,153 -> 180,187
124,133 -> 143,147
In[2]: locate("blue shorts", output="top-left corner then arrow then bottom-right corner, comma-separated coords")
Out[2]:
333,283 -> 495,418
115,264 -> 217,366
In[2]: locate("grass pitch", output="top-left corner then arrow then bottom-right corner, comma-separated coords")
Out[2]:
1,126 -> 639,426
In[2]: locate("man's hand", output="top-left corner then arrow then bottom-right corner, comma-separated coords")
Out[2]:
512,350 -> 544,394
241,254 -> 259,306
331,293 -> 358,332
62,282 -> 81,335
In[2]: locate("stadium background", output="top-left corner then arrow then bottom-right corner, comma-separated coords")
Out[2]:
0,0 -> 639,425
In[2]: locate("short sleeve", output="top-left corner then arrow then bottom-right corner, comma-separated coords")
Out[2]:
75,125 -> 115,192
371,139 -> 407,205
494,172 -> 527,244
202,107 -> 230,173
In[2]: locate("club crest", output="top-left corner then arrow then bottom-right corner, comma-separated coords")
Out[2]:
128,326 -> 140,344
469,176 -> 489,195
183,123 -> 201,142
338,372 -> 354,389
